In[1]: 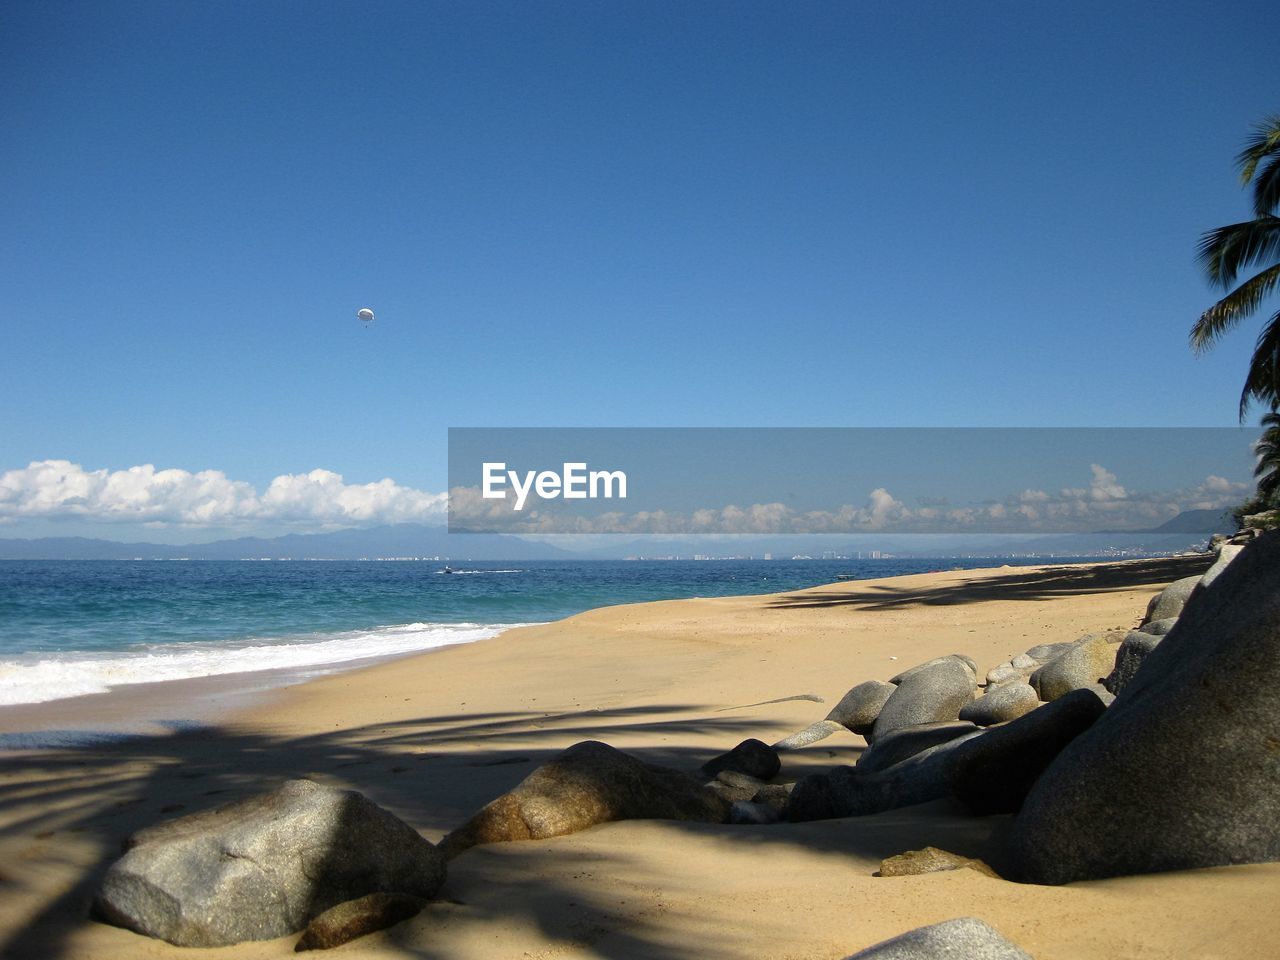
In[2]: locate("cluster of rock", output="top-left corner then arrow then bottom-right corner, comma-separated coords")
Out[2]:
93,535 -> 1279,953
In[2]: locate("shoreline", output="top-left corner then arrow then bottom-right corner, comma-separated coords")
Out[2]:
8,551 -> 1277,960
0,554 -> 1198,745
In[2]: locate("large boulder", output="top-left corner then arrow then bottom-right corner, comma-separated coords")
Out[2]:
1010,535 -> 1280,884
1102,630 -> 1162,695
1028,633 -> 1118,701
787,688 -> 1106,821
700,738 -> 780,781
438,741 -> 729,857
826,680 -> 896,734
1138,617 -> 1179,636
870,657 -> 976,741
950,688 -> 1108,815
841,917 -> 1033,959
93,779 -> 444,948
857,722 -> 978,773
1143,574 -> 1201,622
1201,543 -> 1245,589
959,682 -> 1039,726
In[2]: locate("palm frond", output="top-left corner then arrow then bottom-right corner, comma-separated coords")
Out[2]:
1236,114 -> 1280,185
1192,262 -> 1280,351
1255,411 -> 1280,498
1252,153 -> 1280,218
1198,216 -> 1280,289
1239,308 -> 1280,420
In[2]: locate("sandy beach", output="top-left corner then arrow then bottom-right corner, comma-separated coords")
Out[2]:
3,555 -> 1277,959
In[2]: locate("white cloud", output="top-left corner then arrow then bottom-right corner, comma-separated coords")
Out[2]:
0,460 -> 447,529
446,462 -> 1250,535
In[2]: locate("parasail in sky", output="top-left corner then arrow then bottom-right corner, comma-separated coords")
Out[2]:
356,307 -> 375,324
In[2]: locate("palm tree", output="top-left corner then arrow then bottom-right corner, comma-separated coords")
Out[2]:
1254,410 -> 1280,504
1191,114 -> 1280,419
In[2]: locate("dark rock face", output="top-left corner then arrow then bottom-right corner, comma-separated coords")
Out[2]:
438,741 -> 730,857
825,680 -> 896,734
294,892 -> 426,951
1010,535 -> 1280,884
950,688 -> 1108,815
783,772 -> 840,822
841,917 -> 1033,959
1103,630 -> 1162,695
700,738 -> 781,782
706,770 -> 767,804
1138,617 -> 1179,636
857,722 -> 978,774
870,658 -> 976,742
959,682 -> 1039,726
786,688 -> 1106,821
93,780 -> 445,948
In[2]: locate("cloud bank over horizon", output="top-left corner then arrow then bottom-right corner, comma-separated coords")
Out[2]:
449,463 -> 1248,535
0,460 -> 448,532
0,457 -> 1249,541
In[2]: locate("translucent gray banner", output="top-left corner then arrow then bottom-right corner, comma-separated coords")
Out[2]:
447,427 -> 1257,535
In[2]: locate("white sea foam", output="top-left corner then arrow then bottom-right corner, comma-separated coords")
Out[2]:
0,621 -> 529,707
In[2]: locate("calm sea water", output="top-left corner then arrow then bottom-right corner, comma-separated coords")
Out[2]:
0,557 -> 1095,706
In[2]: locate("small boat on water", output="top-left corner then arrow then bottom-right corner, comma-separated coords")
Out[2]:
834,573 -> 859,580
441,565 -> 454,574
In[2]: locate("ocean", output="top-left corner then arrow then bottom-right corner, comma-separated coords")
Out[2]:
0,557 -> 1103,707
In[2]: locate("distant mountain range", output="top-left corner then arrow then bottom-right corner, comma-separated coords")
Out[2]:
0,509 -> 1236,561
0,524 -> 573,561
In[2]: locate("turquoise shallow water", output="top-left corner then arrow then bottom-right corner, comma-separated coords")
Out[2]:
0,557 -> 1096,705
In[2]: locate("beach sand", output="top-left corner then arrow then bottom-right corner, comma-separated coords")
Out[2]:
2,556 -> 1277,959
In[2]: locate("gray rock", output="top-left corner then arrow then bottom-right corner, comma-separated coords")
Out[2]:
1010,653 -> 1038,670
1083,682 -> 1115,706
707,770 -> 767,804
858,722 -> 979,773
1143,575 -> 1202,622
810,688 -> 1105,820
773,719 -> 846,750
826,680 -> 896,734
890,654 -> 976,685
1010,533 -> 1280,884
959,682 -> 1040,726
871,659 -> 976,742
295,892 -> 426,951
1024,641 -> 1074,661
783,772 -> 839,822
438,741 -> 729,857
1201,543 -> 1245,588
984,663 -> 1024,687
729,800 -> 781,825
951,688 -> 1108,815
93,780 -> 444,948
1103,630 -> 1162,695
1028,635 -> 1117,702
1138,617 -> 1179,636
700,738 -> 780,781
842,917 -> 1033,959
750,782 -> 794,814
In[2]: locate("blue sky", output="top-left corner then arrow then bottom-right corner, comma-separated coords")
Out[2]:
2,1 -> 1278,539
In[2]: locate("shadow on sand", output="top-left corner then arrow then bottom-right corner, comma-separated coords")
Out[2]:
0,698 -> 967,960
766,555 -> 1213,612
